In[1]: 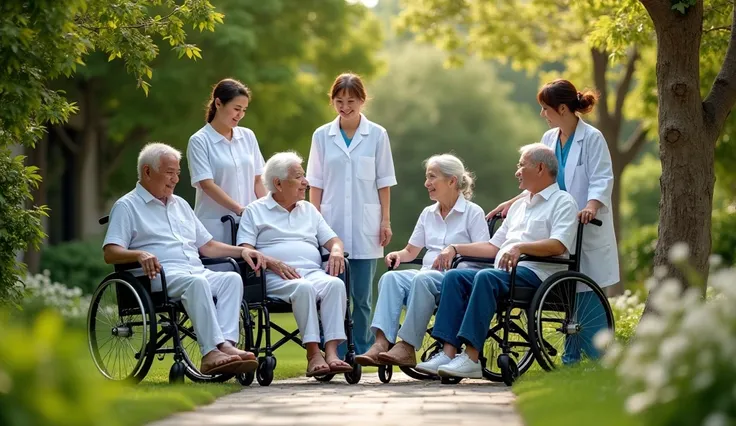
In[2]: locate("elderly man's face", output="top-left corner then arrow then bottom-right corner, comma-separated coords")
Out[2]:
278,164 -> 308,203
143,154 -> 180,200
515,152 -> 541,192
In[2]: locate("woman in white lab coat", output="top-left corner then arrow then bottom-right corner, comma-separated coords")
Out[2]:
307,73 -> 397,356
487,79 -> 618,363
187,78 -> 267,244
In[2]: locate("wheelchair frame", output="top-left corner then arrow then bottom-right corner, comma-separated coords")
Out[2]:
221,215 -> 362,386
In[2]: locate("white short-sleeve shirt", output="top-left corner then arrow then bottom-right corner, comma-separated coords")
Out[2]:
490,183 -> 578,282
102,183 -> 212,291
407,196 -> 490,270
236,193 -> 338,271
187,123 -> 265,244
306,114 -> 397,259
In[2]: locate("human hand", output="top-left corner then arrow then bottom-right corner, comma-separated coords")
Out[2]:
137,251 -> 161,279
578,201 -> 600,224
380,221 -> 393,247
326,250 -> 345,277
266,257 -> 301,280
432,245 -> 457,271
497,245 -> 522,271
240,248 -> 265,276
486,200 -> 512,220
385,252 -> 401,268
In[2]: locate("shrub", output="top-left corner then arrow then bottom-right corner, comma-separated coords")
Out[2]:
608,290 -> 645,343
601,252 -> 736,426
0,310 -> 121,426
620,224 -> 658,285
20,271 -> 91,326
40,238 -> 111,295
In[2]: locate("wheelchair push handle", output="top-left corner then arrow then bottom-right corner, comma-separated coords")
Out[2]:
588,218 -> 602,226
221,214 -> 237,245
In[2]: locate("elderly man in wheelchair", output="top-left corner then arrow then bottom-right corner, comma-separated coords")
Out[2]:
101,142 -> 265,376
236,151 -> 354,378
415,143 -> 581,379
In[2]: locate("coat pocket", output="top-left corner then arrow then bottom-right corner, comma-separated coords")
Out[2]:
357,156 -> 376,181
363,204 -> 382,236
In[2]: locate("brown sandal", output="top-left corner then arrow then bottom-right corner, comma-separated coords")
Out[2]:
376,341 -> 417,367
326,357 -> 354,373
306,353 -> 331,377
355,343 -> 388,366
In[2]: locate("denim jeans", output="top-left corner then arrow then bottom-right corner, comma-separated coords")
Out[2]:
370,269 -> 444,349
562,290 -> 608,364
338,258 -> 377,357
431,267 -> 542,351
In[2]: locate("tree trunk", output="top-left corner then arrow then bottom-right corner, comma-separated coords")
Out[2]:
72,79 -> 102,240
642,1 -> 713,303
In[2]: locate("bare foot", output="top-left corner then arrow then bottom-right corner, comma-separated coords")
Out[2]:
325,353 -> 353,372
306,353 -> 330,377
219,342 -> 256,361
201,350 -> 240,374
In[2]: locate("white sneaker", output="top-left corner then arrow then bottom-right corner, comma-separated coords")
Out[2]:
415,352 -> 452,375
437,353 -> 482,378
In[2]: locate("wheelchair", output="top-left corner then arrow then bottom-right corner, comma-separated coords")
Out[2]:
221,215 -> 362,386
376,214 -> 615,386
87,216 -> 250,385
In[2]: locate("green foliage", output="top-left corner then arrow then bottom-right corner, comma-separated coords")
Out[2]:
0,0 -> 222,304
671,0 -> 698,14
0,310 -> 121,426
367,43 -> 544,251
620,224 -> 659,285
621,153 -> 661,230
39,238 -> 111,295
711,206 -> 736,266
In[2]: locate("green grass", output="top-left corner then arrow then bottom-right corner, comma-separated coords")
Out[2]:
514,363 -> 643,426
109,312 -> 376,425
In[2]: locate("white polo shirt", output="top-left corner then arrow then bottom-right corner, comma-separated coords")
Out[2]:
306,114 -> 397,259
187,123 -> 265,243
407,196 -> 490,270
102,183 -> 212,290
490,183 -> 578,281
236,193 -> 338,271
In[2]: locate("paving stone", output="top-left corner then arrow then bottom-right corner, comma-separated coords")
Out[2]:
147,372 -> 522,426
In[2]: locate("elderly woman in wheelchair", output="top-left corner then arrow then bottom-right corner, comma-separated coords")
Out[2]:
415,143 -> 583,379
354,154 -> 489,368
100,143 -> 265,377
236,151 -> 354,377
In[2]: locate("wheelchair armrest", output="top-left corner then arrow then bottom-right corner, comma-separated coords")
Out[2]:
321,252 -> 350,262
113,261 -> 144,273
388,258 -> 424,271
451,255 -> 495,269
201,256 -> 242,274
517,254 -> 573,266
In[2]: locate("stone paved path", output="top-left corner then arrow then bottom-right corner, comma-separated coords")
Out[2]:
148,372 -> 523,426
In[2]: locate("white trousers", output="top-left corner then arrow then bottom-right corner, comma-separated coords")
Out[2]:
371,269 -> 445,348
166,268 -> 244,355
266,269 -> 347,344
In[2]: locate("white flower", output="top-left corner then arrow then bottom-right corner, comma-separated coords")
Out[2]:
692,371 -> 714,391
654,265 -> 669,279
668,242 -> 690,263
625,391 -> 655,414
702,412 -> 728,426
593,329 -> 613,351
708,254 -> 723,268
644,365 -> 668,390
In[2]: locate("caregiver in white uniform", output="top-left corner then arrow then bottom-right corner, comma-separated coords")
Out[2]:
307,73 -> 397,355
187,78 -> 267,244
487,79 -> 618,363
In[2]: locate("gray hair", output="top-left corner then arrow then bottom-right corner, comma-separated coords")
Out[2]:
423,153 -> 475,200
264,151 -> 303,192
137,142 -> 182,180
519,143 -> 558,179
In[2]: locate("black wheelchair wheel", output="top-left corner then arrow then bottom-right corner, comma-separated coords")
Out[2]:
482,308 -> 535,382
399,330 -> 442,381
236,303 -> 257,386
314,373 -> 335,382
528,271 -> 614,371
87,273 -> 156,383
257,356 -> 276,386
378,365 -> 393,383
497,354 -> 519,386
176,309 -> 234,383
344,353 -> 362,384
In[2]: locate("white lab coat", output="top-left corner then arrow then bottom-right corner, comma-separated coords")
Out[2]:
307,114 -> 397,259
540,118 -> 619,287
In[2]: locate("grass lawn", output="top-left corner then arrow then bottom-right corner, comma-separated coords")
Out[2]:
513,363 -> 643,426
109,312 -> 377,425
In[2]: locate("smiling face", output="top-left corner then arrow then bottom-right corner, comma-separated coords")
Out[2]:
275,163 -> 308,206
539,102 -> 564,129
515,152 -> 540,192
215,95 -> 249,129
424,164 -> 457,202
332,90 -> 364,121
142,154 -> 180,200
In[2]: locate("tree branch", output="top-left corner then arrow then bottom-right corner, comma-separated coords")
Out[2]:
620,123 -> 649,167
703,0 -> 736,142
613,47 -> 640,126
591,48 -> 611,126
52,126 -> 79,154
76,7 -> 182,31
704,25 -> 732,33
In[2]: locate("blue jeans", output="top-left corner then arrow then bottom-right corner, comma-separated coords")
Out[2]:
338,259 -> 377,356
431,267 -> 542,351
562,290 -> 607,364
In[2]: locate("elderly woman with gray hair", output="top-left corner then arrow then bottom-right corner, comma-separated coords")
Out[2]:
236,151 -> 352,377
355,154 -> 490,368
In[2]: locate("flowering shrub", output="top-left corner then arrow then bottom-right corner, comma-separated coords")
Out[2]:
608,289 -> 645,343
599,245 -> 736,426
19,271 -> 91,320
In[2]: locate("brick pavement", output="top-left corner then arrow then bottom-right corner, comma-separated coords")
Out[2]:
148,372 -> 523,426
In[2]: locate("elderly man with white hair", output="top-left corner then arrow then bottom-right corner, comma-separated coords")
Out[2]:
414,143 -> 579,379
237,151 -> 352,377
103,142 -> 265,376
